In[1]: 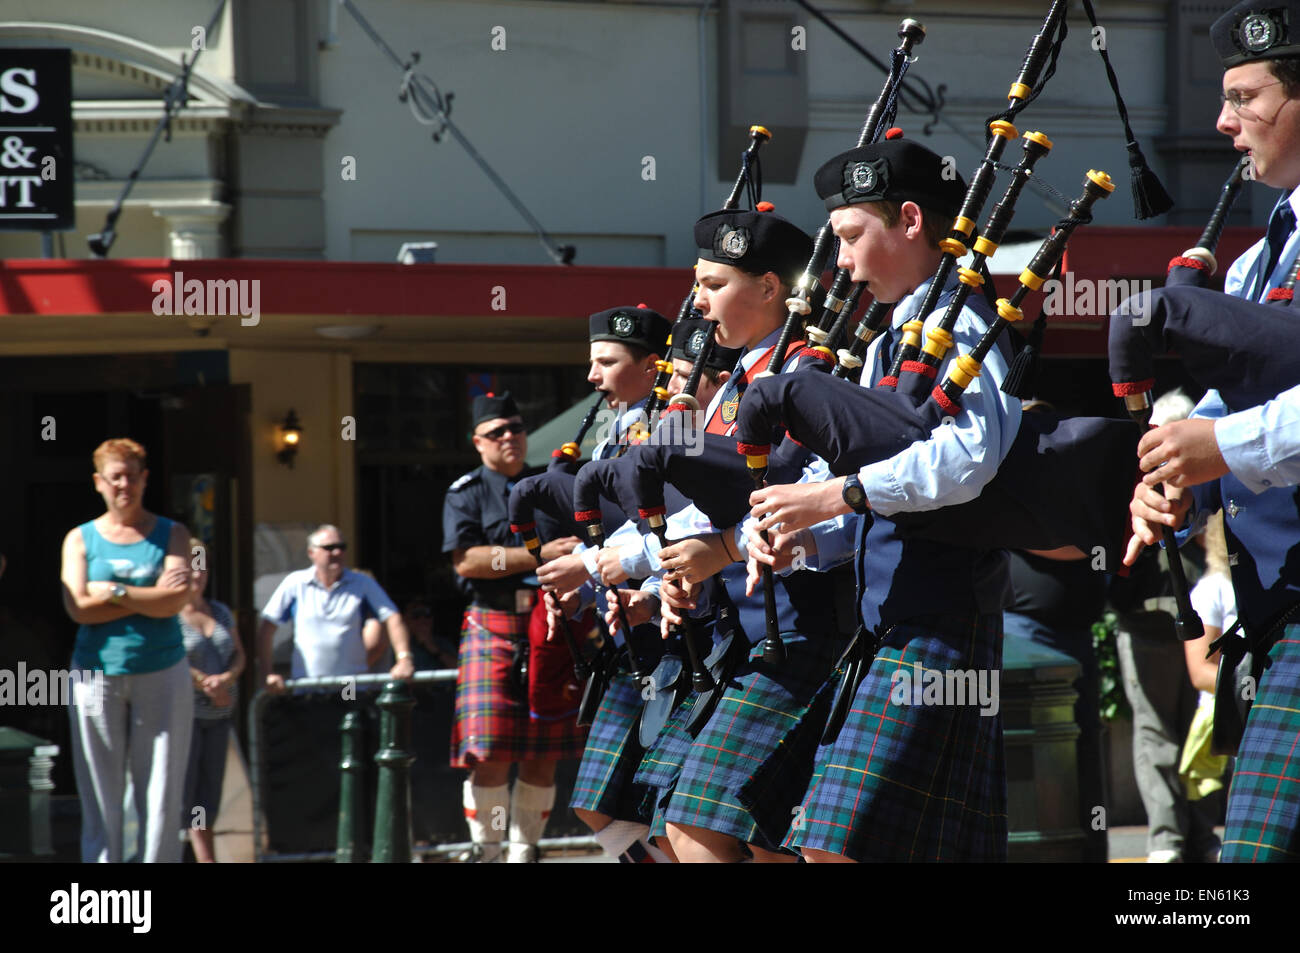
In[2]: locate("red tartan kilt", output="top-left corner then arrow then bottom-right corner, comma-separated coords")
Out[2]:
450,604 -> 587,767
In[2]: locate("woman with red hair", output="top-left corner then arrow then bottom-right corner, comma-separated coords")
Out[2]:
60,438 -> 194,863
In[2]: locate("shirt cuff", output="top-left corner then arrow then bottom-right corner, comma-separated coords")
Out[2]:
857,461 -> 907,516
619,539 -> 653,579
578,546 -> 600,578
1214,410 -> 1276,493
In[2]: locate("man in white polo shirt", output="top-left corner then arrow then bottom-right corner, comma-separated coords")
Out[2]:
257,524 -> 414,690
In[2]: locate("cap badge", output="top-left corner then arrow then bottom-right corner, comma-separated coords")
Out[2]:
720,227 -> 750,259
687,327 -> 708,357
611,312 -> 636,337
1239,11 -> 1281,53
851,161 -> 877,193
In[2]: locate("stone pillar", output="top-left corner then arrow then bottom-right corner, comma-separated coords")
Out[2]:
151,202 -> 231,258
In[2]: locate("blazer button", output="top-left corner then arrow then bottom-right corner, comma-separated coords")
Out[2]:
1227,500 -> 1239,518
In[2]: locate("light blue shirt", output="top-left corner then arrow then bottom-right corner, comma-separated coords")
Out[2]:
261,568 -> 397,678
855,273 -> 1022,515
1197,185 -> 1300,493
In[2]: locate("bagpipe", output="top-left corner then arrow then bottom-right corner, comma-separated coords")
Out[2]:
1107,156 -> 1300,642
737,170 -> 1127,555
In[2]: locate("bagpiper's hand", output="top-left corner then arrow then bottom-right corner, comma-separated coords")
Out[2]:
1123,481 -> 1191,567
539,535 -> 581,562
657,535 -> 729,586
537,551 -> 591,594
1138,419 -> 1228,490
750,478 -> 848,536
265,673 -> 286,695
604,588 -> 657,636
658,576 -> 698,628
595,547 -> 630,587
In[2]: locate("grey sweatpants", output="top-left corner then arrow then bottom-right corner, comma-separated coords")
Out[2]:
68,658 -> 193,863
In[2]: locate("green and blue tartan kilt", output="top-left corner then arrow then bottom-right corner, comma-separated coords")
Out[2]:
658,632 -> 847,852
451,606 -> 587,767
569,672 -> 654,822
786,613 -> 1007,862
1222,629 -> 1300,862
636,691 -> 703,839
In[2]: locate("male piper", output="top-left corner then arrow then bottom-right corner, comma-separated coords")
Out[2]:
443,392 -> 582,862
743,139 -> 1021,861
1128,0 -> 1300,862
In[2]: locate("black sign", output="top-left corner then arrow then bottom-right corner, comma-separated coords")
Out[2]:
0,49 -> 74,231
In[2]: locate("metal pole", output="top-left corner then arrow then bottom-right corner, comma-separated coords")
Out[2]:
371,680 -> 415,863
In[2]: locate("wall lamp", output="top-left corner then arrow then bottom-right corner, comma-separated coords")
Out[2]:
277,409 -> 302,468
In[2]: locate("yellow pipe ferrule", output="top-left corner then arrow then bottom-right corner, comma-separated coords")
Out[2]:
922,327 -> 954,360
958,266 -> 984,288
900,319 -> 925,348
996,298 -> 1025,324
524,537 -> 541,552
1024,130 -> 1052,150
948,353 -> 983,390
1008,82 -> 1032,101
746,454 -> 769,470
654,360 -> 673,374
653,387 -> 670,402
560,442 -> 580,458
939,237 -> 968,257
1088,169 -> 1116,192
972,237 -> 999,258
953,217 -> 976,238
648,513 -> 666,529
1019,268 -> 1047,292
750,124 -> 772,140
812,345 -> 834,359
989,120 -> 1018,140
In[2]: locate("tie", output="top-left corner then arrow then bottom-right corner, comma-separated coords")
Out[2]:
1257,203 -> 1296,299
875,326 -> 896,380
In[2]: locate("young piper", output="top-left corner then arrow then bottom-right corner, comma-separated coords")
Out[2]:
1127,0 -> 1300,863
745,139 -> 1022,862
536,304 -> 676,863
627,205 -> 858,863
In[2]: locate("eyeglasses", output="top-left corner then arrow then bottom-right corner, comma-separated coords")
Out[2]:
475,421 -> 526,441
315,542 -> 347,553
1220,80 -> 1283,118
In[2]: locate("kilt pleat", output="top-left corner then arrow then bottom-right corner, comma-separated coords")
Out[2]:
569,672 -> 654,821
786,613 -> 1007,862
1222,630 -> 1300,862
451,606 -> 587,767
660,632 -> 847,852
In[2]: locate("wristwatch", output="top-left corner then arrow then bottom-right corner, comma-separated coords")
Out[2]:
108,583 -> 126,604
841,474 -> 869,515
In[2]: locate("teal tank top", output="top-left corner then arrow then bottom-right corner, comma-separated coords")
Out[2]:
72,516 -> 185,676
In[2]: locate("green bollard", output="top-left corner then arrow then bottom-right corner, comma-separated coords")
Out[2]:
335,711 -> 367,863
372,680 -> 415,863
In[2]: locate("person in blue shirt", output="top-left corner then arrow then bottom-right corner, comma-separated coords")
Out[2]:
741,139 -> 1021,862
60,438 -> 194,863
1128,1 -> 1300,863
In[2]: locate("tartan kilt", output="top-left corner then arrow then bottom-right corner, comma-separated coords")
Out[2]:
569,672 -> 654,822
450,605 -> 587,767
787,613 -> 1007,862
659,631 -> 847,852
1222,629 -> 1300,862
635,690 -> 704,839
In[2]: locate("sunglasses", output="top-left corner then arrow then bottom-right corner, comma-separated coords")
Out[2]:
476,421 -> 526,441
316,542 -> 347,553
